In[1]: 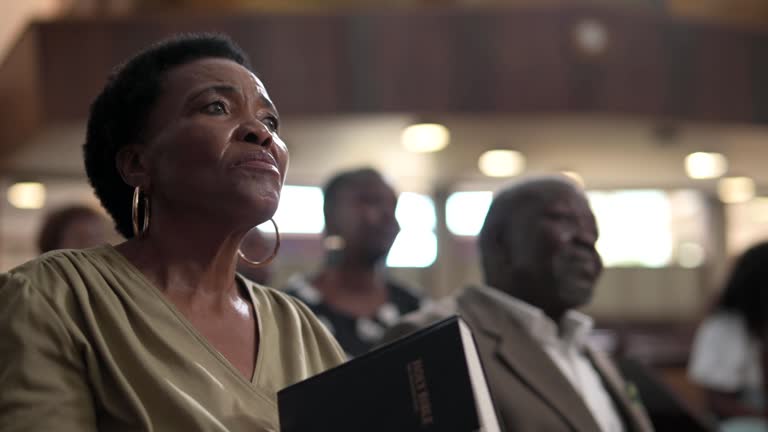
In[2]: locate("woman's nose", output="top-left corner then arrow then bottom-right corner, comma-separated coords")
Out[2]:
236,120 -> 273,147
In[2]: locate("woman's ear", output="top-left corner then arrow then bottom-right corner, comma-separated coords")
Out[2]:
116,146 -> 150,191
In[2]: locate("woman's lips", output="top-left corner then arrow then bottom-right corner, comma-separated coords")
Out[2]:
235,159 -> 280,173
231,152 -> 280,174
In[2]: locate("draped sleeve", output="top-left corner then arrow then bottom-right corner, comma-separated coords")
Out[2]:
0,271 -> 97,431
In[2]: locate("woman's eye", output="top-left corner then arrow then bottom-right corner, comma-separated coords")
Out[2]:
263,117 -> 279,132
202,101 -> 228,115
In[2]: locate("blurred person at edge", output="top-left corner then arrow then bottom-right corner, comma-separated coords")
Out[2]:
282,167 -> 421,357
37,204 -> 111,254
689,242 -> 768,432
0,33 -> 345,431
382,176 -> 654,432
236,228 -> 274,286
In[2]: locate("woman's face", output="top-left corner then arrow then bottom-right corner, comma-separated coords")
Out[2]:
331,176 -> 399,264
137,58 -> 288,229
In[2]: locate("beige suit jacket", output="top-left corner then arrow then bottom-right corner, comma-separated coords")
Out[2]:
383,286 -> 654,432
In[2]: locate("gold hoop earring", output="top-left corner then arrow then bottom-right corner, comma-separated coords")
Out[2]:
238,218 -> 280,267
132,186 -> 150,237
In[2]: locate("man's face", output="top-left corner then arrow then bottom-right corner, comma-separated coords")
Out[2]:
503,186 -> 603,312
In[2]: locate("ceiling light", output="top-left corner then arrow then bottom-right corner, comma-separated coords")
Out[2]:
685,152 -> 727,179
573,18 -> 608,56
401,123 -> 450,153
7,182 -> 46,209
478,150 -> 526,177
718,176 -> 755,204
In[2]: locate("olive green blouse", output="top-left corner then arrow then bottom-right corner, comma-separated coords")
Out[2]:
0,245 -> 346,431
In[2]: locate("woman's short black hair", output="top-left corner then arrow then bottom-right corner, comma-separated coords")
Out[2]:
716,241 -> 768,338
83,33 -> 251,238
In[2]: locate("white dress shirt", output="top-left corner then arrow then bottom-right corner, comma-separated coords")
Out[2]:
476,285 -> 626,432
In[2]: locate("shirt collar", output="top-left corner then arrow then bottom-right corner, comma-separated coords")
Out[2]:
473,284 -> 594,350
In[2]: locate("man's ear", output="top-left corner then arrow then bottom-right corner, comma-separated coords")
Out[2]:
116,146 -> 150,191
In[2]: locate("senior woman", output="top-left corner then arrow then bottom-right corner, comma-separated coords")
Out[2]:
0,34 -> 345,431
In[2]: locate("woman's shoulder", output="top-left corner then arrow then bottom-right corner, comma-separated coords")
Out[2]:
2,246 -> 113,293
242,277 -> 346,366
698,310 -> 748,335
247,278 -> 326,323
690,310 -> 752,365
9,245 -> 113,270
689,310 -> 757,390
0,248 -> 116,339
1,246 -> 106,286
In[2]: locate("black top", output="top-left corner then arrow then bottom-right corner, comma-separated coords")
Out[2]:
282,274 -> 422,357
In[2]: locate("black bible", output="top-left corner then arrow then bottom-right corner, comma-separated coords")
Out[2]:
278,316 -> 502,432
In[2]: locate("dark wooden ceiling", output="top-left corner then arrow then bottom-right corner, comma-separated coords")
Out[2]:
1,6 -> 767,161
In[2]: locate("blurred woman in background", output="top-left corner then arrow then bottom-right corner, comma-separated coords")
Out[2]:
0,33 -> 344,431
283,168 -> 421,357
37,204 -> 110,253
689,241 -> 768,431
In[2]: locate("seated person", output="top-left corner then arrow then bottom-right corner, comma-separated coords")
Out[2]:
383,176 -> 653,432
37,204 -> 110,253
0,33 -> 345,431
689,242 -> 768,431
283,168 -> 421,357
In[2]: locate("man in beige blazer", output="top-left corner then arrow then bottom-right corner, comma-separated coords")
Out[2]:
384,176 -> 654,432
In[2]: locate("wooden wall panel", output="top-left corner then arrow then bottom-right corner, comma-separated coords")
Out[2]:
0,29 -> 41,160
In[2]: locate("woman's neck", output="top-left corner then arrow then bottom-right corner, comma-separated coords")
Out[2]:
115,210 -> 247,308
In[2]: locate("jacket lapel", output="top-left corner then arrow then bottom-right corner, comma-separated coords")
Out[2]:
457,287 -> 602,432
586,348 -> 654,432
